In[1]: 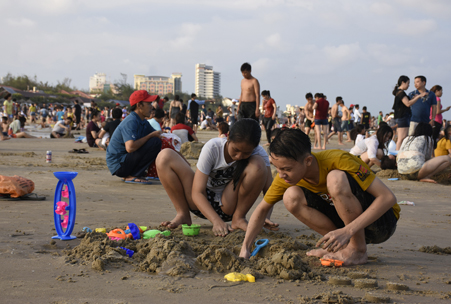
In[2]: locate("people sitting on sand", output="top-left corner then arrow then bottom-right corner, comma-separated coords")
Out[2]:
397,123 -> 451,183
147,108 -> 165,132
171,112 -> 198,144
106,90 -> 162,184
350,125 -> 393,168
97,108 -> 122,149
239,128 -> 400,266
350,124 -> 366,144
435,125 -> 451,156
8,116 -> 40,138
200,116 -> 218,130
51,117 -> 72,138
217,122 -> 229,138
157,118 -> 277,236
86,110 -> 105,149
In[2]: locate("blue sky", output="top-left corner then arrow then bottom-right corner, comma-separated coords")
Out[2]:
1,0 -> 451,119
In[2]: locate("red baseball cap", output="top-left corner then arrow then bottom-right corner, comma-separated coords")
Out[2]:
129,90 -> 159,106
115,103 -> 120,106
350,104 -> 354,108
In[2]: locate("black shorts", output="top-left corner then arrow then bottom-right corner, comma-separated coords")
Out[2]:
333,117 -> 342,132
50,132 -> 65,138
189,188 -> 233,222
362,123 -> 370,130
190,113 -> 198,125
300,172 -> 397,244
304,119 -> 313,128
238,102 -> 257,121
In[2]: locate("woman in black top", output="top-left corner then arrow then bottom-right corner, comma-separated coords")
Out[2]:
392,75 -> 427,150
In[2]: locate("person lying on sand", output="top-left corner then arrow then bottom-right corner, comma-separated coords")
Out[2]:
239,128 -> 400,266
157,119 -> 278,237
8,116 -> 41,138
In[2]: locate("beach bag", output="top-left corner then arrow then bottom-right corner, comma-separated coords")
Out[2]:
0,175 -> 35,198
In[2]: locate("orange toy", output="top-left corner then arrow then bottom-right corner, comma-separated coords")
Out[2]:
106,228 -> 127,240
320,258 -> 344,267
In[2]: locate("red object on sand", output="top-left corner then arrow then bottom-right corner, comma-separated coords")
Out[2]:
320,258 -> 344,267
146,137 -> 177,178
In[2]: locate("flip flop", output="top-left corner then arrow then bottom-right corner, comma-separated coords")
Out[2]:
68,149 -> 79,153
78,148 -> 89,153
145,176 -> 160,181
123,178 -> 152,185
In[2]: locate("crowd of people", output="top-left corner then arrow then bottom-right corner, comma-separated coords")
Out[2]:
2,65 -> 451,267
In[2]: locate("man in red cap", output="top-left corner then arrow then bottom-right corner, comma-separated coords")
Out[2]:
106,90 -> 162,184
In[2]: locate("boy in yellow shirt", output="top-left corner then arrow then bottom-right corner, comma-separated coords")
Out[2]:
240,128 -> 400,266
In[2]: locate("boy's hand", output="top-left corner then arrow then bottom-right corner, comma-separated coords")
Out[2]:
239,247 -> 251,259
255,108 -> 260,118
316,227 -> 352,253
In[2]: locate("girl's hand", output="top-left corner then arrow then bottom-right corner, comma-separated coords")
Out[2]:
212,220 -> 233,237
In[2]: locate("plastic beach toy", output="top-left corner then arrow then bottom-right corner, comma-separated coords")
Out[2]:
250,239 -> 269,257
118,247 -> 134,258
106,228 -> 127,240
143,230 -> 171,239
52,172 -> 78,241
224,272 -> 255,283
82,227 -> 92,233
320,258 -> 344,267
125,223 -> 141,240
182,224 -> 200,236
95,228 -> 106,233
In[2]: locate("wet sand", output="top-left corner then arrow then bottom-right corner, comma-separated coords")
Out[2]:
0,130 -> 450,303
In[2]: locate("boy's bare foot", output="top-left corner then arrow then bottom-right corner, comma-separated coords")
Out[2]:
346,140 -> 352,142
322,146 -> 326,150
338,142 -> 344,145
161,214 -> 192,229
264,218 -> 279,231
419,178 -> 437,184
306,248 -> 329,258
231,217 -> 248,231
323,246 -> 368,266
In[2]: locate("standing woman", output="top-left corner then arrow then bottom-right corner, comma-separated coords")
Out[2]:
169,95 -> 183,128
392,75 -> 427,151
261,90 -> 276,146
430,85 -> 451,148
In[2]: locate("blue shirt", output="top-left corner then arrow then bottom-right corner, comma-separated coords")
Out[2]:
408,89 -> 436,123
106,111 -> 155,174
56,111 -> 64,121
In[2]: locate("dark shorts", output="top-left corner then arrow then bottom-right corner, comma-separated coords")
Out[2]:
238,102 -> 258,121
362,123 -> 370,130
216,117 -> 224,123
50,132 -> 65,138
2,132 -> 8,136
170,108 -> 180,119
395,116 -> 410,128
341,120 -> 350,131
300,172 -> 397,244
314,119 -> 328,126
333,117 -> 342,132
190,113 -> 198,125
304,119 -> 313,128
189,188 -> 233,222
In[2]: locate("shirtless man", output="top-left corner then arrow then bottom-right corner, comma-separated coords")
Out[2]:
339,100 -> 352,142
303,93 -> 315,136
327,97 -> 343,145
238,62 -> 260,121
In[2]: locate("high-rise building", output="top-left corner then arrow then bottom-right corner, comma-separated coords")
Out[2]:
195,64 -> 220,98
89,72 -> 107,93
134,73 -> 182,96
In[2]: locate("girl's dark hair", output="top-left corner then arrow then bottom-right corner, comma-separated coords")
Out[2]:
430,85 -> 442,93
380,155 -> 397,170
445,125 -> 451,141
175,112 -> 185,124
229,118 -> 261,190
406,122 -> 433,147
376,125 -> 393,151
4,93 -> 11,99
393,75 -> 410,96
350,124 -> 364,142
269,128 -> 311,162
261,90 -> 271,97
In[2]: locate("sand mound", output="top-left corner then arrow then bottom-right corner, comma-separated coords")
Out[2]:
65,229 -> 325,280
419,245 -> 451,255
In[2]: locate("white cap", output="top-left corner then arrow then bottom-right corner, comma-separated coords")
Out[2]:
206,116 -> 211,119
232,99 -> 238,103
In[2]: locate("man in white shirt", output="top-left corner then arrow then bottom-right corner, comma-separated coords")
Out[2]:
354,104 -> 361,124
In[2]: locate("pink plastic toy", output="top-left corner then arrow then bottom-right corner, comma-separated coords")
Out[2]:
61,216 -> 69,229
61,186 -> 69,198
55,201 -> 68,215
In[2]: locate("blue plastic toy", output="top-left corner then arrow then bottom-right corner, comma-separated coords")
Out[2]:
82,227 -> 92,233
119,247 -> 134,258
251,239 -> 269,257
127,223 -> 141,240
52,172 -> 78,241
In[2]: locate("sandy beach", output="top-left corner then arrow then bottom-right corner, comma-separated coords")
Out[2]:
0,131 -> 450,304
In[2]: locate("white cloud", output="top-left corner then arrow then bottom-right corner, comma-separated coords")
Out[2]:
265,33 -> 281,48
5,18 -> 35,27
396,19 -> 437,36
367,44 -> 413,67
323,43 -> 363,66
369,2 -> 395,15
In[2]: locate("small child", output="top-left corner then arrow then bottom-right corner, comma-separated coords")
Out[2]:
1,116 -> 10,137
218,122 -> 229,138
350,124 -> 366,144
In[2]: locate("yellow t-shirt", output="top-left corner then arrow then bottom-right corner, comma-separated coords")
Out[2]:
264,150 -> 400,219
434,138 -> 451,157
29,106 -> 36,113
3,100 -> 13,114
